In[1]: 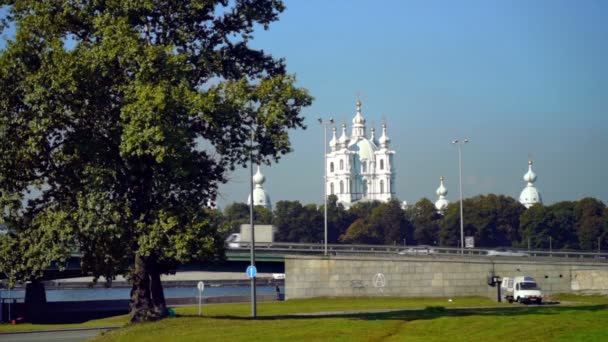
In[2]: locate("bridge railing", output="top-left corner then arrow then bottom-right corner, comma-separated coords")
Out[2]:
230,242 -> 608,262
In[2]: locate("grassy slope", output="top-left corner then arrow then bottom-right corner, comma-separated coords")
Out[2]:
95,304 -> 608,342
0,296 -> 503,332
2,295 -> 607,341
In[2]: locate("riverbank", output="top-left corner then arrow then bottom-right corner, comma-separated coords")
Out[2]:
6,271 -> 285,289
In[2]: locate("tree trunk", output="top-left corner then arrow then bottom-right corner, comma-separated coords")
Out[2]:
130,253 -> 168,322
25,280 -> 47,323
149,258 -> 168,319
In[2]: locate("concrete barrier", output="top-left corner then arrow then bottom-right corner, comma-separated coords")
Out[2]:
285,254 -> 608,300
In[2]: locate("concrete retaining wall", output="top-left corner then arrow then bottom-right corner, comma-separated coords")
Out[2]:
284,254 -> 608,300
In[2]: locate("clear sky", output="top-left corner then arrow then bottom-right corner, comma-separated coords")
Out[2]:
2,1 -> 606,209
218,0 -> 608,208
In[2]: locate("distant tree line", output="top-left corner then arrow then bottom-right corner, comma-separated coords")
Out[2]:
222,195 -> 608,251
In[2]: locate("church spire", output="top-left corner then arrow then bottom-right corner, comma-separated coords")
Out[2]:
329,126 -> 338,151
338,123 -> 350,148
378,122 -> 390,148
351,99 -> 366,139
370,126 -> 377,145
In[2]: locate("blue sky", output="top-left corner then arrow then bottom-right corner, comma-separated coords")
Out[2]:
218,0 -> 608,208
2,1 -> 607,209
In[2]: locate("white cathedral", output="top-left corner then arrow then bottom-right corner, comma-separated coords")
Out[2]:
325,100 -> 395,208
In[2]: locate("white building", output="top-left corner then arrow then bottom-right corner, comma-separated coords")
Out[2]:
247,166 -> 272,210
325,100 -> 396,208
519,160 -> 542,208
435,176 -> 449,214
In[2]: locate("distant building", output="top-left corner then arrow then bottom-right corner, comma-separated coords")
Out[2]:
247,166 -> 272,210
519,160 -> 542,208
435,176 -> 449,214
325,100 -> 396,208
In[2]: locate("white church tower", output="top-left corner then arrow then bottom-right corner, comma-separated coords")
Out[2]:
247,166 -> 272,210
435,176 -> 449,214
519,160 -> 542,208
325,100 -> 396,208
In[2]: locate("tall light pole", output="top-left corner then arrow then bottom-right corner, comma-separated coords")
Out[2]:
319,117 -> 334,256
249,130 -> 257,318
452,138 -> 468,254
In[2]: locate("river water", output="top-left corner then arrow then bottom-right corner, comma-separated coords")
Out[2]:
0,285 -> 279,302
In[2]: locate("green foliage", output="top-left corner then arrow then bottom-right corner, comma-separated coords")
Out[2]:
407,198 -> 441,245
222,202 -> 272,234
440,195 -> 524,248
325,194 -> 356,243
341,200 -> 409,245
519,201 -> 579,250
575,198 -> 605,250
273,200 -> 323,243
0,0 -> 311,321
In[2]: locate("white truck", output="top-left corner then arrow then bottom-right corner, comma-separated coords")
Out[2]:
501,276 -> 543,304
225,224 -> 276,248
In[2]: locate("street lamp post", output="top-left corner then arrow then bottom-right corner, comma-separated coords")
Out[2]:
452,138 -> 469,254
249,130 -> 257,318
319,117 -> 334,256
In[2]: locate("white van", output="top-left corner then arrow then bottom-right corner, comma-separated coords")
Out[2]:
501,276 -> 543,304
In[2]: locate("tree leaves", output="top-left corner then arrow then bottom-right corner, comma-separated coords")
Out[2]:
0,0 -> 311,290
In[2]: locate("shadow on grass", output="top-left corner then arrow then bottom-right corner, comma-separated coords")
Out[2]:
177,304 -> 608,323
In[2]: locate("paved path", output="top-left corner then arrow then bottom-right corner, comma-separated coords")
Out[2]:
0,328 -> 114,342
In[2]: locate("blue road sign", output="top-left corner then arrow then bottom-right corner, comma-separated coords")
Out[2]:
246,265 -> 257,278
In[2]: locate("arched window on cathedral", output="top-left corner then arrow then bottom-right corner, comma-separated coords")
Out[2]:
362,161 -> 367,173
330,182 -> 334,195
380,180 -> 384,194
380,159 -> 384,170
339,180 -> 344,194
339,159 -> 344,170
330,162 -> 334,173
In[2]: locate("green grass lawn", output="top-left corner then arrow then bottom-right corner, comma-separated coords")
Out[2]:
95,296 -> 608,342
0,296 -> 500,333
2,294 -> 607,341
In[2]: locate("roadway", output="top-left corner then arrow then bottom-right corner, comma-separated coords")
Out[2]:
0,327 -> 115,342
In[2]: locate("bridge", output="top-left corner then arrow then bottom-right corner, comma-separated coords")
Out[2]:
227,242 -> 608,262
4,243 -> 607,281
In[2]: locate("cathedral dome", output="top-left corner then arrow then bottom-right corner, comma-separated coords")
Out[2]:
519,160 -> 542,209
247,166 -> 271,210
435,176 -> 449,213
352,99 -> 366,125
352,137 -> 377,162
519,187 -> 541,208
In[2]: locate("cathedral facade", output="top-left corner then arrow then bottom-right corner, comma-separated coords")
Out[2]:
325,100 -> 396,208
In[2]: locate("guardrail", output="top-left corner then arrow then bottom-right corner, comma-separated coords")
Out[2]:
229,242 -> 608,262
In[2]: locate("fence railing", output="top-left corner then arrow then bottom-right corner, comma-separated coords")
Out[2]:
230,242 -> 608,262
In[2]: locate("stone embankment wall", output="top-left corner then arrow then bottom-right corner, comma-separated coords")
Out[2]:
284,254 -> 608,300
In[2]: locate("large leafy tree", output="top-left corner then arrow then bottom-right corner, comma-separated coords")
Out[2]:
341,200 -> 409,245
575,198 -> 606,250
273,200 -> 322,243
0,0 -> 311,322
324,194 -> 355,243
440,195 -> 524,248
407,198 -> 441,246
519,204 -> 553,249
546,201 -> 578,250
